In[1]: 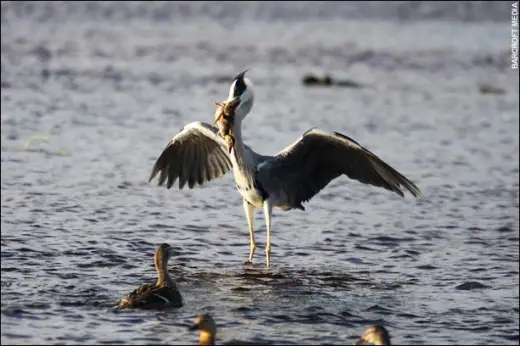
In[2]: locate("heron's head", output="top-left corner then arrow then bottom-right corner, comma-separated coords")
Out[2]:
227,69 -> 254,121
355,325 -> 392,345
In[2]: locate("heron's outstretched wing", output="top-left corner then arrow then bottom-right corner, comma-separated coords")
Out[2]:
149,121 -> 232,189
257,128 -> 423,208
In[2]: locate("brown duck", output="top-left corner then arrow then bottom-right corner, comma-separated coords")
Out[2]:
188,312 -> 263,345
117,243 -> 182,309
188,312 -> 217,345
355,325 -> 392,345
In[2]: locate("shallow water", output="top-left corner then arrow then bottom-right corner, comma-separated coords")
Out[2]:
1,1 -> 519,345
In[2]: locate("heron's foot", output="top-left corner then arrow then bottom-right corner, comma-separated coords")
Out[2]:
265,246 -> 271,269
246,243 -> 256,266
243,260 -> 255,266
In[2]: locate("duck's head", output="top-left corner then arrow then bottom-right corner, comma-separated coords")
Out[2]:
355,325 -> 392,345
188,312 -> 217,345
154,243 -> 178,267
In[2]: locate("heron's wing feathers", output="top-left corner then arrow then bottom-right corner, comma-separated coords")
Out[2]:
244,143 -> 272,165
149,122 -> 233,189
258,128 -> 423,207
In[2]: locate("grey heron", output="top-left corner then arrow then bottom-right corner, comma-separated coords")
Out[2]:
149,70 -> 423,268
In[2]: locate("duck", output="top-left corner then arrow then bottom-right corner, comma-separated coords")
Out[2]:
117,243 -> 183,309
355,325 -> 392,345
188,312 -> 268,345
188,312 -> 217,345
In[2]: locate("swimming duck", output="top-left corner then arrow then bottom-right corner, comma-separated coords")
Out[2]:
117,243 -> 183,309
187,313 -> 263,346
355,325 -> 392,345
188,312 -> 217,345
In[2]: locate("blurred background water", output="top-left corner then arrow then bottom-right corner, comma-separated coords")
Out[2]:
1,1 -> 519,345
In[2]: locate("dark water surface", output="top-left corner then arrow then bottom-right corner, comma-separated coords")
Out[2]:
1,2 -> 519,345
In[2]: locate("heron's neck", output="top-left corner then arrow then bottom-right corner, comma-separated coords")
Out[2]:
230,121 -> 245,159
230,121 -> 254,173
154,255 -> 174,286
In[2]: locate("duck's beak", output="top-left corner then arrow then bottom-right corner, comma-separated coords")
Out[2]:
354,338 -> 365,345
187,323 -> 198,331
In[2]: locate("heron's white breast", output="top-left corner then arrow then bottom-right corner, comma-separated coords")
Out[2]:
236,184 -> 265,208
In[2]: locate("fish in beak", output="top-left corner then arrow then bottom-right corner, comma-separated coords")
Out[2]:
224,134 -> 235,154
211,98 -> 238,154
212,99 -> 224,126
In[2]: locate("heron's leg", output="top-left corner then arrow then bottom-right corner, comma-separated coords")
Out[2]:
263,200 -> 273,269
243,198 -> 256,264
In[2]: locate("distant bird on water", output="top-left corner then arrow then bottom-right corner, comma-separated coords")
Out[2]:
117,243 -> 183,309
355,325 -> 392,345
149,69 -> 423,268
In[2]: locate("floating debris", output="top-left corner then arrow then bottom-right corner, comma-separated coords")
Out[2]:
302,74 -> 364,88
22,134 -> 49,151
455,281 -> 490,290
478,84 -> 506,95
19,134 -> 69,156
